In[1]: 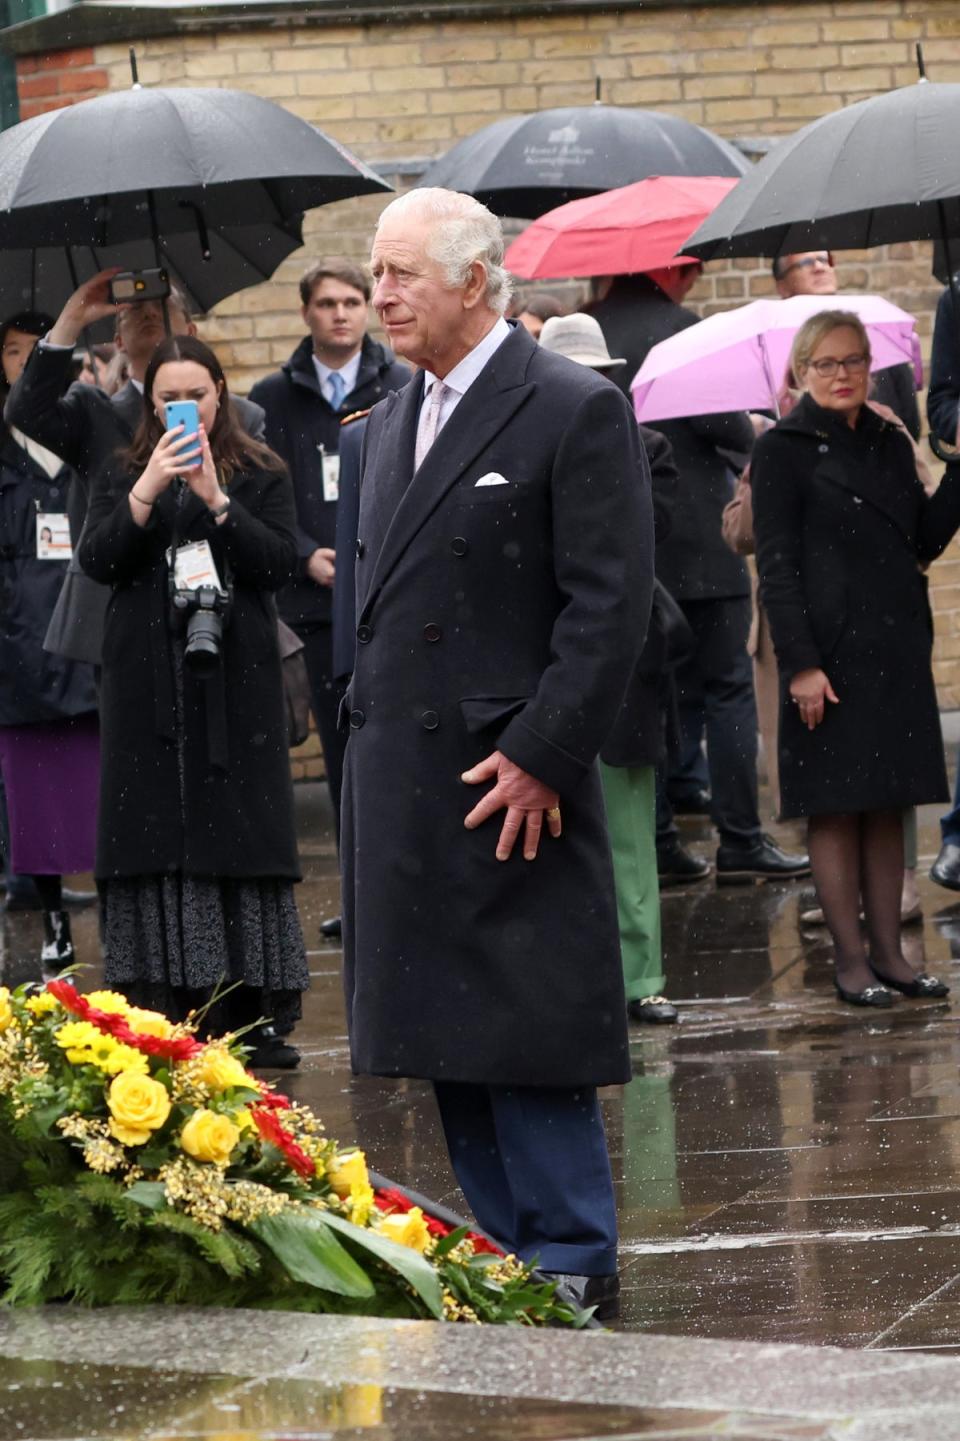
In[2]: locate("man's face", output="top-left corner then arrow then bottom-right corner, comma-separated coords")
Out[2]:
115,299 -> 192,369
775,252 -> 838,298
1,328 -> 38,388
371,214 -> 470,371
302,277 -> 368,360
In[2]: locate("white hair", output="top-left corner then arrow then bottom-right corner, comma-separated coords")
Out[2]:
376,187 -> 513,315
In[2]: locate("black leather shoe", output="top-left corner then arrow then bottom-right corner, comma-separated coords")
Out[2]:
931,843 -> 960,892
834,981 -> 895,1008
670,788 -> 712,816
248,1025 -> 301,1069
656,840 -> 711,886
544,1270 -> 620,1322
870,968 -> 950,999
320,915 -> 342,940
628,995 -> 679,1025
716,834 -> 811,885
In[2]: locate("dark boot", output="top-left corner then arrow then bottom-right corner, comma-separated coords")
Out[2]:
41,909 -> 74,973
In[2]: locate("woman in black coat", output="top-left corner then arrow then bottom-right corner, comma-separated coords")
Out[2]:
80,336 -> 307,1065
752,310 -> 960,1008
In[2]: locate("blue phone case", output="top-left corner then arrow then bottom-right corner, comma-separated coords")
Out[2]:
165,401 -> 202,469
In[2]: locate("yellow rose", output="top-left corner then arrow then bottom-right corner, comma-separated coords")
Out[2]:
25,991 -> 58,1017
107,1071 -> 171,1146
0,987 -> 12,1033
328,1149 -> 370,1200
181,1108 -> 240,1165
198,1045 -> 255,1093
125,1007 -> 174,1038
85,990 -> 131,1015
378,1206 -> 430,1254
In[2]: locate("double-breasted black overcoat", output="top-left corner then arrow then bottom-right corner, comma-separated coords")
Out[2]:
79,460 -> 300,881
752,395 -> 960,819
341,323 -> 653,1088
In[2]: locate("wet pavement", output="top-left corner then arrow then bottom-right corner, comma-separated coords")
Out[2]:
5,778 -> 960,1436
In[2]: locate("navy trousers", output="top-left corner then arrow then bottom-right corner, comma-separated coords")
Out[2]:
433,1081 -> 618,1277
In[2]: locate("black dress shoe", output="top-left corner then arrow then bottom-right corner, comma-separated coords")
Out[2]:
320,915 -> 342,940
670,788 -> 712,816
834,980 -> 895,1008
544,1270 -> 620,1321
716,833 -> 811,885
656,840 -> 711,886
628,995 -> 679,1025
248,1025 -> 301,1069
869,968 -> 950,999
931,843 -> 960,892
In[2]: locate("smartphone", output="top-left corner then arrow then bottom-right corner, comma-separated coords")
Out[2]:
109,267 -> 170,305
165,400 -> 202,470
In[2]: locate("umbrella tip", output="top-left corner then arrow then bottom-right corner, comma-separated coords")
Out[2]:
916,41 -> 928,81
129,46 -> 141,89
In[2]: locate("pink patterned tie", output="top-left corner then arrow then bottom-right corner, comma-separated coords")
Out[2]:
414,380 -> 450,471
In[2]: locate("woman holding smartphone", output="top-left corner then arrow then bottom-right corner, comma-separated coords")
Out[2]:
80,335 -> 308,1067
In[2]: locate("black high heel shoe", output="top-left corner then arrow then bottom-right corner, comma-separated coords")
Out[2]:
834,980 -> 895,1008
869,969 -> 949,999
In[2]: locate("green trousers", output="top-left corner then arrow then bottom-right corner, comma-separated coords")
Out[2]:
599,762 -> 665,1000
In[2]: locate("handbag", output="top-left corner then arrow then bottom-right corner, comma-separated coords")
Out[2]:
277,618 -> 311,748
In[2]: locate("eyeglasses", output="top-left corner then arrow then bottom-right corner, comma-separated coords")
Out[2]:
807,353 -> 869,378
779,253 -> 834,277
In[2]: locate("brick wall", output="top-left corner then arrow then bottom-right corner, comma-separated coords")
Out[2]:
15,3 -> 960,711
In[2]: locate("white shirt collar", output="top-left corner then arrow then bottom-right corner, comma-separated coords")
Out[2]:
422,316 -> 511,401
312,349 -> 362,400
130,377 -> 144,395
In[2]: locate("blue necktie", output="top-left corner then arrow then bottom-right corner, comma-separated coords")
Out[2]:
328,371 -> 346,411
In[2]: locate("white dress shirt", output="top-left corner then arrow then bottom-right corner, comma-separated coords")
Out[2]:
312,350 -> 362,407
416,317 -> 511,457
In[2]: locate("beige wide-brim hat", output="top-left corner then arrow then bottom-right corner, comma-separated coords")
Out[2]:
538,313 -> 626,370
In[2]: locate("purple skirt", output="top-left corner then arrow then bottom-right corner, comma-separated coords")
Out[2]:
0,713 -> 99,875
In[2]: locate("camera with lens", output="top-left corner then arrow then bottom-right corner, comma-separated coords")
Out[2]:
169,580 -> 233,675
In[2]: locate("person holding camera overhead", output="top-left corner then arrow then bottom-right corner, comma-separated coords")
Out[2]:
79,335 -> 308,1068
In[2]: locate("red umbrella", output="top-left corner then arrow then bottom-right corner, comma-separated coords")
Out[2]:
505,175 -> 740,280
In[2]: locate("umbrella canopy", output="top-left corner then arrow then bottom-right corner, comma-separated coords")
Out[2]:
504,175 -> 739,279
0,85 -> 390,248
631,293 -> 919,423
416,106 -> 748,219
684,80 -> 960,262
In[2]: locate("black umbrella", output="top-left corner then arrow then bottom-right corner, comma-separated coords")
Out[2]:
684,77 -> 960,262
416,104 -> 748,219
0,82 -> 390,249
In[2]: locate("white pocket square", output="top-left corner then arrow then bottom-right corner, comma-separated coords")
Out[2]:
475,472 -> 509,487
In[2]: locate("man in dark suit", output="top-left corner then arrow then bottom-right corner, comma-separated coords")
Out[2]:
5,269 -> 264,667
343,188 -> 652,1318
587,269 -> 809,885
249,261 -> 408,851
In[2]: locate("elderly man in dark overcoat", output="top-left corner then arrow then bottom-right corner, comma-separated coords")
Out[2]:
340,188 -> 653,1319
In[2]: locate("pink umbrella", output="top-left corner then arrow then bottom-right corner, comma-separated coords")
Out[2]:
504,175 -> 739,279
631,293 -> 920,422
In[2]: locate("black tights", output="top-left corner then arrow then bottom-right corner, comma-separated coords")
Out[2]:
807,810 -> 917,993
30,875 -> 62,911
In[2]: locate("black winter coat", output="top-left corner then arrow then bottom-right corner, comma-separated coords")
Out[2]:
753,395 -> 960,818
342,323 -> 652,1088
6,344 -> 264,665
249,334 -> 409,629
79,464 -> 300,881
586,273 -> 754,601
0,430 -> 96,726
928,284 -> 960,447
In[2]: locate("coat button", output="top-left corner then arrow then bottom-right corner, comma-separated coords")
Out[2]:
423,623 -> 442,643
451,536 -> 468,557
356,624 -> 373,644
349,709 -> 366,729
356,540 -> 365,558
421,710 -> 440,730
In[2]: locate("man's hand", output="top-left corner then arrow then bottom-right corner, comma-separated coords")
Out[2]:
306,548 -> 336,587
462,750 -> 562,861
49,268 -> 124,349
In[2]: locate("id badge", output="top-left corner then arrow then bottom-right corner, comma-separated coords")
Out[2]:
171,540 -> 223,591
319,446 -> 340,503
36,512 -> 72,560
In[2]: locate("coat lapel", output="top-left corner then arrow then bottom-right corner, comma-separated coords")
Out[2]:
359,327 -> 536,622
111,382 -> 143,438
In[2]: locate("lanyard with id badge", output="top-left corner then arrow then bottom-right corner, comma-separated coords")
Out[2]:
318,444 -> 340,503
36,512 -> 72,560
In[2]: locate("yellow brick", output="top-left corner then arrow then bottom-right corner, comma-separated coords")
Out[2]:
521,58 -> 596,85
515,15 -> 586,33
285,95 -> 358,124
756,21 -> 822,44
444,62 -> 521,87
422,38 -> 497,64
840,41 -> 910,65
184,52 -> 237,79
824,67 -> 894,92
821,18 -> 894,42
755,70 -> 823,96
533,33 -> 604,58
684,74 -> 755,100
916,37 -> 960,61
196,315 -> 255,342
700,48 -> 762,73
274,46 -> 348,71
684,27 -> 752,51
595,57 -> 629,80
927,15 -> 960,37
627,53 -> 696,78
609,76 -> 685,105
769,44 -> 840,68
372,65 -> 446,92
608,30 -> 678,56
131,56 -> 187,84
378,115 -> 455,144
429,87 -> 504,114
502,85 -> 539,111
586,13 -> 619,29
297,70 -> 371,96
347,42 -> 422,69
356,89 -> 428,118
775,93 -> 845,119
239,74 -> 299,100
703,96 -> 775,123
498,38 -> 533,60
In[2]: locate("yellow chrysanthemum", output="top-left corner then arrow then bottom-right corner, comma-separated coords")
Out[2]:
378,1206 -> 430,1254
25,991 -> 58,1017
0,987 -> 12,1033
55,1020 -> 103,1053
85,990 -> 131,1015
